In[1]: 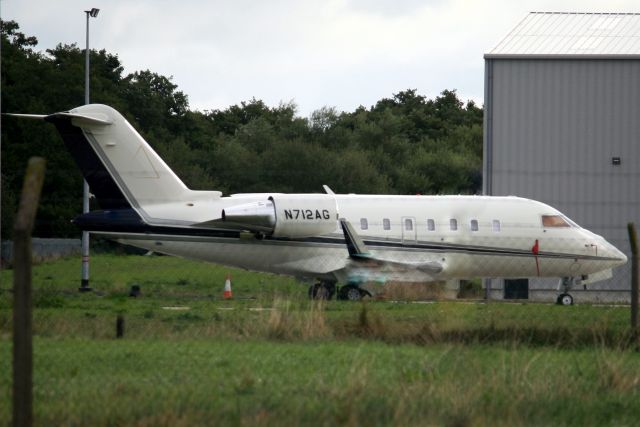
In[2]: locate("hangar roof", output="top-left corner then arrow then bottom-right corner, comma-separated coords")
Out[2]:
486,12 -> 640,58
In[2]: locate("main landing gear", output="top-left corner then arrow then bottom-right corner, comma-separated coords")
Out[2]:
556,276 -> 579,306
308,282 -> 371,301
308,281 -> 336,300
338,285 -> 369,301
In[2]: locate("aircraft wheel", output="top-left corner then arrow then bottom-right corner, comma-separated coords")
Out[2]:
308,283 -> 324,300
323,282 -> 336,300
339,285 -> 363,301
309,282 -> 334,300
557,293 -> 573,306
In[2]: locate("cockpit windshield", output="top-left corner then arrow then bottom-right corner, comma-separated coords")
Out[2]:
541,215 -> 571,228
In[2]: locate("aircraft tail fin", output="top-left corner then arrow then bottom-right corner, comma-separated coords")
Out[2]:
11,104 -> 220,210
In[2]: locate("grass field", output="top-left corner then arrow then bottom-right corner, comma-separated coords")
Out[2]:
1,254 -> 640,426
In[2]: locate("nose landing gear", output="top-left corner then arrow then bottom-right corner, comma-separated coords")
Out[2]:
557,293 -> 574,306
556,277 -> 580,306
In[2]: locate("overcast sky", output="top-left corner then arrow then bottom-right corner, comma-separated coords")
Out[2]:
2,0 -> 638,116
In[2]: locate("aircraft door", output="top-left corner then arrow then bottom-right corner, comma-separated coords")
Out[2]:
401,217 -> 417,245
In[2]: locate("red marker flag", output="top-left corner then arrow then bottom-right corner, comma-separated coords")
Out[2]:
532,239 -> 539,255
532,239 -> 540,276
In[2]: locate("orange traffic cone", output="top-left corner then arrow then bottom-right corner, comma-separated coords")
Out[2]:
223,274 -> 233,299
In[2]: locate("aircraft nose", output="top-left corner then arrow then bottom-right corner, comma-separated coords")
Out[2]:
605,241 -> 627,267
616,248 -> 628,265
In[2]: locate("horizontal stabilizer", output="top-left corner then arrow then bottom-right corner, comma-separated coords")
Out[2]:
5,111 -> 113,126
7,104 -> 227,219
3,113 -> 47,120
48,112 -> 114,126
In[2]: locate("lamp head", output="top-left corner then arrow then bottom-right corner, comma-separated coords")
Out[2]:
87,8 -> 100,18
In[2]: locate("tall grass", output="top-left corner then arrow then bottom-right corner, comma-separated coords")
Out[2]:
375,281 -> 448,301
1,293 -> 636,349
265,298 -> 331,340
0,253 -> 304,299
1,338 -> 639,426
1,254 -> 640,426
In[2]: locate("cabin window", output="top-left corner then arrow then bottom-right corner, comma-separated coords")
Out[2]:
450,218 -> 458,231
383,218 -> 391,230
470,219 -> 479,231
492,219 -> 501,232
542,215 -> 570,228
360,218 -> 368,230
404,218 -> 413,231
427,219 -> 435,231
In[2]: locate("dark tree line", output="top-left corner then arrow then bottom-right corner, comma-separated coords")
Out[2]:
1,20 -> 483,238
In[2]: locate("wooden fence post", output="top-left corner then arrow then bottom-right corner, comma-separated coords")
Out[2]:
116,315 -> 124,338
13,157 -> 46,427
628,223 -> 638,331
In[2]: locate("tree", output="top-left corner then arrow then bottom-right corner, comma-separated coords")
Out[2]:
1,19 -> 484,238
120,70 -> 189,132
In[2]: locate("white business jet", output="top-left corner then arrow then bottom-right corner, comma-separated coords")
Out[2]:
9,104 -> 627,304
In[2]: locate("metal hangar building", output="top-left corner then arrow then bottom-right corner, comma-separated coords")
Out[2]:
482,12 -> 640,302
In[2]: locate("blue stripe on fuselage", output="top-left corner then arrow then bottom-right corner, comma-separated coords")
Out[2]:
76,210 -> 619,262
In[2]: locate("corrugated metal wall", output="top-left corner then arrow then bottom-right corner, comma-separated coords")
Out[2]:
486,58 -> 640,291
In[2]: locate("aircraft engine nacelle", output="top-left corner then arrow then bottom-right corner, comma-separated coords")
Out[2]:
221,200 -> 276,231
270,194 -> 338,238
221,194 -> 338,238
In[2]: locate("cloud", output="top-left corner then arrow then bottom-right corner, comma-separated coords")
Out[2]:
2,0 -> 639,115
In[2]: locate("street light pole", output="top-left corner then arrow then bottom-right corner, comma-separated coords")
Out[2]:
80,8 -> 99,292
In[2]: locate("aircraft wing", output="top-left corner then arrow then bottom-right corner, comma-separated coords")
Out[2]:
194,216 -> 444,279
339,218 -> 443,274
339,218 -> 371,259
